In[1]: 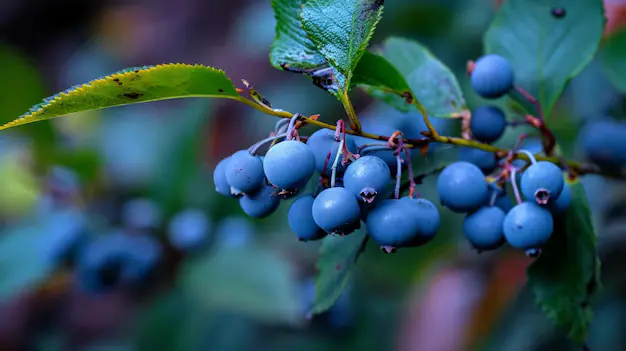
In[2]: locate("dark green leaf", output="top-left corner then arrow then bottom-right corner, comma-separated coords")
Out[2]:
301,0 -> 384,91
601,28 -> 626,93
368,37 -> 467,118
527,181 -> 601,343
270,0 -> 327,70
353,51 -> 411,93
484,0 -> 605,118
310,229 -> 368,316
179,245 -> 302,325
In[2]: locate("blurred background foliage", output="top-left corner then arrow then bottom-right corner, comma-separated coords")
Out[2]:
0,0 -> 626,350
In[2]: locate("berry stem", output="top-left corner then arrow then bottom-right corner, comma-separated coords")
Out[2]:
248,132 -> 288,155
514,85 -> 543,121
517,149 -> 537,165
510,168 -> 523,204
285,113 -> 301,141
394,154 -> 402,199
274,118 -> 289,133
330,139 -> 344,187
403,147 -> 418,198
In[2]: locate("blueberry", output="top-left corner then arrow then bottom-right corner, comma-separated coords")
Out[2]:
288,195 -> 326,241
306,129 -> 356,176
492,189 -> 514,213
167,208 -> 211,251
225,150 -> 265,195
463,206 -> 506,251
401,197 -> 440,247
471,54 -> 515,99
121,234 -> 162,285
579,119 -> 626,168
512,138 -> 543,169
121,198 -> 162,230
76,232 -> 129,293
352,120 -> 409,173
367,200 -> 416,251
213,156 -> 236,197
263,140 -> 316,190
470,106 -> 507,143
343,156 -> 392,203
41,206 -> 88,265
312,187 -> 361,235
459,147 -> 498,174
503,202 -> 553,251
239,184 -> 280,218
437,162 -> 489,213
214,216 -> 255,249
520,161 -> 564,205
548,182 -> 572,214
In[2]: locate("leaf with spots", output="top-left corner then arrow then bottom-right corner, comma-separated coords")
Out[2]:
484,0 -> 605,118
3,64 -> 240,131
301,0 -> 384,92
310,229 -> 368,316
270,0 -> 327,70
526,181 -> 601,344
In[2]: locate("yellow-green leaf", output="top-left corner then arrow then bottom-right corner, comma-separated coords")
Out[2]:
3,64 -> 239,131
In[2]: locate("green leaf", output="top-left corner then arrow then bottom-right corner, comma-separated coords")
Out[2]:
301,0 -> 384,91
4,64 -> 240,132
310,229 -> 368,316
270,0 -> 327,70
527,181 -> 601,343
601,29 -> 626,93
0,224 -> 55,300
364,37 -> 467,118
484,0 -> 605,118
179,245 -> 302,325
353,51 -> 411,93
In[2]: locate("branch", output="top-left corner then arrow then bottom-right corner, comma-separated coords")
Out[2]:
231,94 -> 626,180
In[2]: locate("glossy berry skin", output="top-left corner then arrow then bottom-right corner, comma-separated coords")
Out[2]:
239,184 -> 280,218
214,157 -> 236,197
493,190 -> 514,213
471,54 -> 515,99
548,182 -> 572,214
459,147 -> 497,174
463,206 -> 506,251
306,129 -> 356,176
512,138 -> 543,169
437,162 -> 489,213
503,202 -> 553,250
225,150 -> 265,195
343,156 -> 392,203
520,161 -> 564,205
288,195 -> 327,241
167,208 -> 211,251
470,106 -> 507,143
579,120 -> 626,168
367,200 -> 417,250
312,187 -> 361,235
401,197 -> 440,246
263,140 -> 316,190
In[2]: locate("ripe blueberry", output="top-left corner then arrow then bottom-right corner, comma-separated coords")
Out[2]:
239,184 -> 280,218
214,156 -> 236,197
225,150 -> 265,195
471,54 -> 515,99
343,156 -> 392,203
463,206 -> 506,251
306,129 -> 356,176
520,161 -> 564,205
288,195 -> 327,241
263,140 -> 316,190
503,202 -> 553,251
167,208 -> 211,251
459,147 -> 498,174
352,119 -> 411,173
312,187 -> 361,235
470,106 -> 507,143
401,197 -> 441,247
579,119 -> 626,168
437,161 -> 489,213
548,182 -> 572,214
